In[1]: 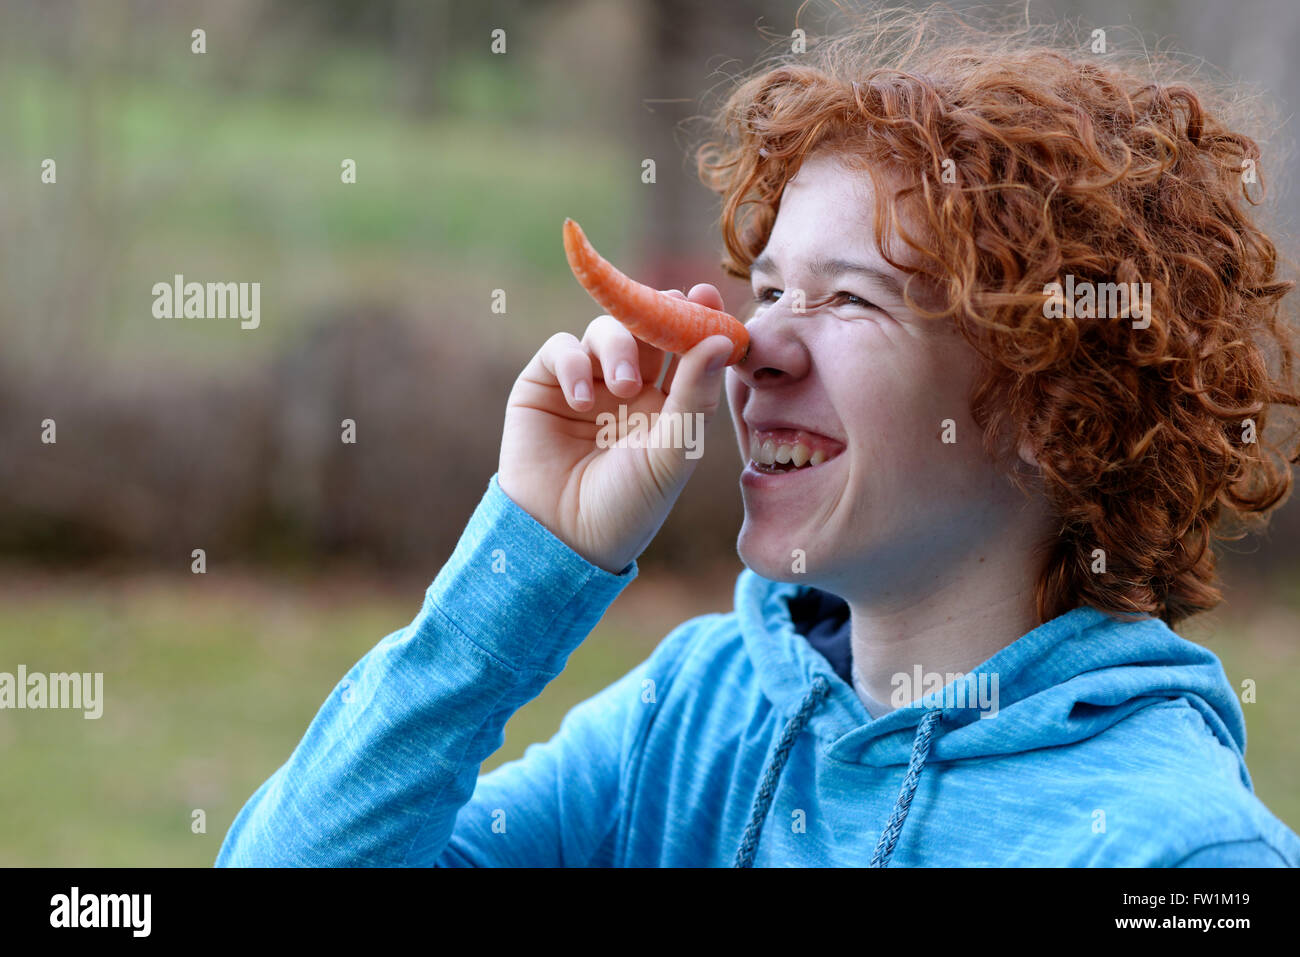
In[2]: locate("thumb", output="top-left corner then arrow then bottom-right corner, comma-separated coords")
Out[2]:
661,334 -> 734,423
643,335 -> 732,474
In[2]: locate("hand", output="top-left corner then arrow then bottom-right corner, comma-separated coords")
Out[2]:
498,285 -> 734,573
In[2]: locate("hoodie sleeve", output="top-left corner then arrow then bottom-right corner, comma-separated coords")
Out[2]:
215,473 -> 637,867
431,643 -> 656,867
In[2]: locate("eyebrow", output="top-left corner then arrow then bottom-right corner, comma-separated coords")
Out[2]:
750,252 -> 905,301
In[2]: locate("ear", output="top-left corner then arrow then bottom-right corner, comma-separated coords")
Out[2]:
1017,436 -> 1040,469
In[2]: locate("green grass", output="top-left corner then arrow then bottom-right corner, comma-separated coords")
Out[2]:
0,571 -> 661,866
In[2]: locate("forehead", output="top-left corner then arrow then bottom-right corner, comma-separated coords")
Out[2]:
763,151 -> 884,264
754,150 -> 937,309
786,150 -> 872,205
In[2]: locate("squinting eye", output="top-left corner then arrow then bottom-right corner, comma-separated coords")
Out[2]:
837,292 -> 876,309
751,287 -> 885,314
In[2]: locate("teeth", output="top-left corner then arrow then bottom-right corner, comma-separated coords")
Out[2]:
748,431 -> 836,470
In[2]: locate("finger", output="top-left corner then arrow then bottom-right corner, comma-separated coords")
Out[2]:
639,335 -> 733,480
605,288 -> 688,391
660,334 -> 734,426
580,315 -> 644,398
655,283 -> 728,392
658,353 -> 681,393
533,331 -> 595,409
657,286 -> 725,392
684,283 -> 725,312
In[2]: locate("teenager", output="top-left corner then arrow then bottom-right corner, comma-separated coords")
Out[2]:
217,12 -> 1300,866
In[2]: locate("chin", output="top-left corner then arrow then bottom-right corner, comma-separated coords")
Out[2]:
738,524 -> 863,598
737,530 -> 807,584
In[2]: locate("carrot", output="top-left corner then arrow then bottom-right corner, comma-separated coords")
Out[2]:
562,218 -> 749,365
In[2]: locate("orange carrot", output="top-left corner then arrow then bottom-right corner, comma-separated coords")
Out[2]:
562,218 -> 749,365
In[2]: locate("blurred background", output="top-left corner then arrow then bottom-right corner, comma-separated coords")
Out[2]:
1,0 -> 1297,865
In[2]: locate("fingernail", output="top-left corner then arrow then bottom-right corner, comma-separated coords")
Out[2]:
573,380 -> 591,402
614,361 -> 637,383
706,354 -> 728,374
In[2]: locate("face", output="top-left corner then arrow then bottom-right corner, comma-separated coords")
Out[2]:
726,149 -> 1038,603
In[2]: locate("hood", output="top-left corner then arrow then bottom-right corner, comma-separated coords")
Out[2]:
730,568 -> 1250,867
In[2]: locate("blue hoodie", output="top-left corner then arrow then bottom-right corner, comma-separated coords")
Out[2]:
216,474 -> 1300,867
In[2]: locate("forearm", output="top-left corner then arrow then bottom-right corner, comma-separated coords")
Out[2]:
215,473 -> 636,867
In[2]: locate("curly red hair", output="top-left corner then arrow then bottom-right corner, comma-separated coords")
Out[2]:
696,5 -> 1300,626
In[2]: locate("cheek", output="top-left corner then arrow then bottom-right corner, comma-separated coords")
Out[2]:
835,351 -> 947,441
725,372 -> 745,416
838,351 -> 980,484
725,375 -> 747,438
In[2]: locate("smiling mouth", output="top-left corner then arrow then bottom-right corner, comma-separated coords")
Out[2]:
747,428 -> 846,474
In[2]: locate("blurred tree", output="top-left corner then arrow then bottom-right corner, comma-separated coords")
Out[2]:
393,0 -> 447,114
630,0 -> 775,295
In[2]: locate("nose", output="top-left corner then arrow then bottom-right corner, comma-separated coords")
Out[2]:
730,303 -> 812,388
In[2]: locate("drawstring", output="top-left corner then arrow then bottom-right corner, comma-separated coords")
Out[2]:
733,678 -> 944,868
733,675 -> 832,867
871,708 -> 942,867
